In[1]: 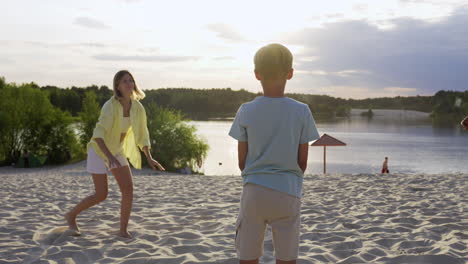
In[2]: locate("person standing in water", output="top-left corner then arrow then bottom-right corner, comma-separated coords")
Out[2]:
382,157 -> 389,174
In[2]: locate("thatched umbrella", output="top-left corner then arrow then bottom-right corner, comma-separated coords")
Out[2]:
310,133 -> 346,174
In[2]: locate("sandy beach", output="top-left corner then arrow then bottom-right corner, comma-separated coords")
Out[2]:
0,162 -> 466,264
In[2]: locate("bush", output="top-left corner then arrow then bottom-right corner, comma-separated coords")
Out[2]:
145,103 -> 208,172
43,109 -> 81,164
78,91 -> 100,148
0,82 -> 80,165
360,109 -> 374,117
335,105 -> 351,117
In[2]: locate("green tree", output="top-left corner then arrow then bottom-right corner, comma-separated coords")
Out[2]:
0,83 -> 44,163
44,86 -> 81,116
360,108 -> 374,118
145,103 -> 208,172
430,90 -> 468,127
335,105 -> 351,117
78,91 -> 100,148
0,82 -> 79,165
43,109 -> 81,164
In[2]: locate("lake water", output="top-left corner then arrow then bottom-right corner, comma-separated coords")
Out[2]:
190,111 -> 468,175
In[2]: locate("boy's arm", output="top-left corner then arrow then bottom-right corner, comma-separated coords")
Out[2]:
298,143 -> 309,173
238,141 -> 248,171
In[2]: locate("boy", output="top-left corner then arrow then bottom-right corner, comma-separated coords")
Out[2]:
229,43 -> 320,264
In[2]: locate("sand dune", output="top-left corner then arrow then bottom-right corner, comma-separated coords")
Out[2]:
0,162 -> 466,263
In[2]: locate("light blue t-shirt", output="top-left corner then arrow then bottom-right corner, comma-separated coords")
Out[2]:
229,96 -> 320,198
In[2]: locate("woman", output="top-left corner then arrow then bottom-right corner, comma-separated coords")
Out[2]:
65,70 -> 165,238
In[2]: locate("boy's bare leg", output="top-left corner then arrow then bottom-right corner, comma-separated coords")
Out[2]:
111,165 -> 133,238
65,174 -> 108,232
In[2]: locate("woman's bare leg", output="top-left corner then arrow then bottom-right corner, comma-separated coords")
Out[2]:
65,174 -> 108,232
111,165 -> 133,238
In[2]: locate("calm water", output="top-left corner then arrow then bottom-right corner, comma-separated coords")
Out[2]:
190,116 -> 468,175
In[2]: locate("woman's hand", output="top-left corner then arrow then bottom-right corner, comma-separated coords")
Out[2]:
107,155 -> 122,169
147,158 -> 165,171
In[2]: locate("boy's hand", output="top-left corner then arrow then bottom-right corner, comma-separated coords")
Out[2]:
147,158 -> 165,171
238,141 -> 248,171
298,143 -> 309,173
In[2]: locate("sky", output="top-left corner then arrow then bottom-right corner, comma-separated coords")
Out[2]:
1,0 -> 467,99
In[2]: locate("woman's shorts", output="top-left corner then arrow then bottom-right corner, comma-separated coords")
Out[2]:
235,183 -> 301,261
86,147 -> 129,174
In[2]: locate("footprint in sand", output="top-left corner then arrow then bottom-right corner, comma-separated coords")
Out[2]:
33,226 -> 80,246
21,227 -> 81,264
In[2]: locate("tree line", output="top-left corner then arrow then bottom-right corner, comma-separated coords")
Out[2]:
1,76 -> 466,167
3,77 -> 464,123
20,82 -> 439,121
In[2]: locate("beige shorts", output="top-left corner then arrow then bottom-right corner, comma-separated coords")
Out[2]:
235,183 -> 301,261
86,147 -> 129,174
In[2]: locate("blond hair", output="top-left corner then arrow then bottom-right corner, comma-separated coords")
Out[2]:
113,70 -> 145,100
254,43 -> 293,81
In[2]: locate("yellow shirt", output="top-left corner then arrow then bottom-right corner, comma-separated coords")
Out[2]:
87,96 -> 151,169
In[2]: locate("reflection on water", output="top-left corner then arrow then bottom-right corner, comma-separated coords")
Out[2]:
190,115 -> 468,175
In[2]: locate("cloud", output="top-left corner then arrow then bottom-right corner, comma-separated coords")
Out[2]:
0,40 -> 109,49
138,47 -> 160,53
296,69 -> 370,77
74,17 -> 111,30
325,13 -> 345,19
93,54 -> 199,62
73,42 -> 108,48
319,86 -> 374,98
383,87 -> 418,93
399,0 -> 444,3
286,7 -> 468,95
205,23 -> 246,42
297,85 -> 420,99
352,4 -> 368,12
212,56 -> 235,60
0,57 -> 13,64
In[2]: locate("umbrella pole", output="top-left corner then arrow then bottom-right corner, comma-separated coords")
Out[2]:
324,145 -> 326,174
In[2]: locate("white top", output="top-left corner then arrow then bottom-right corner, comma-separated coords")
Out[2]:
121,117 -> 131,133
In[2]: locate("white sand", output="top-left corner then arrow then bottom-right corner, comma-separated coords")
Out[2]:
0,162 -> 466,264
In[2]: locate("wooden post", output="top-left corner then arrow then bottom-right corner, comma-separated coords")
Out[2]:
324,145 -> 326,174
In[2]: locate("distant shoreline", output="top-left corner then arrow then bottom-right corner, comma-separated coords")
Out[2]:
195,109 -> 432,122
351,108 -> 431,120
